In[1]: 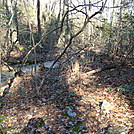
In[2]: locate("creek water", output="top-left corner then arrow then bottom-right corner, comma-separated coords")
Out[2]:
0,60 -> 60,88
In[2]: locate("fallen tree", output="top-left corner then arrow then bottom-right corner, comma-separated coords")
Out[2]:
81,63 -> 127,78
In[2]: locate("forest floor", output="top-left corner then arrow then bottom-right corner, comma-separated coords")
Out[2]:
0,49 -> 134,134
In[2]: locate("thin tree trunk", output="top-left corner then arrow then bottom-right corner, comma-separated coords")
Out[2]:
37,0 -> 41,41
0,46 -> 2,85
13,1 -> 19,44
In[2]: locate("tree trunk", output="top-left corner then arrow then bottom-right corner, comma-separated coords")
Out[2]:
37,0 -> 41,41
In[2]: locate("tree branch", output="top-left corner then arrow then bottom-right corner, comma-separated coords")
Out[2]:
37,1 -> 108,92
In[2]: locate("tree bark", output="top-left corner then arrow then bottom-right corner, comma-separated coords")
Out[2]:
37,0 -> 41,41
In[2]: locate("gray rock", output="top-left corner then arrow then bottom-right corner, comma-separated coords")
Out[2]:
83,133 -> 93,134
44,61 -> 60,68
66,106 -> 76,117
107,126 -> 128,134
100,100 -> 114,113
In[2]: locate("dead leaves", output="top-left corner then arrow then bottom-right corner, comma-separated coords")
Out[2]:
0,62 -> 134,133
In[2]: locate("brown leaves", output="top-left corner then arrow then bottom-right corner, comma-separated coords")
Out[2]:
0,61 -> 134,133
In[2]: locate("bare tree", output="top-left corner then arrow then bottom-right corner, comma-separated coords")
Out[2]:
37,0 -> 108,92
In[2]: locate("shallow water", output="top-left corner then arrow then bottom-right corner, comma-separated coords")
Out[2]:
0,60 -> 60,88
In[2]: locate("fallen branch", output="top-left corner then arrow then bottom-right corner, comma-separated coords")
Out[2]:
81,62 -> 129,79
83,64 -> 117,77
1,60 -> 15,71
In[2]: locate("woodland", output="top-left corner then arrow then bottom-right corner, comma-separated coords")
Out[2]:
0,0 -> 134,133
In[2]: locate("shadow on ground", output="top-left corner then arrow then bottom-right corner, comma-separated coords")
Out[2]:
0,52 -> 134,133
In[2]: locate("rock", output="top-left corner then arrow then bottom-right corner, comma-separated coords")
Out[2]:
107,126 -> 128,134
83,133 -> 93,134
72,132 -> 77,134
99,100 -> 114,113
41,98 -> 47,102
44,61 -> 60,68
66,106 -> 77,117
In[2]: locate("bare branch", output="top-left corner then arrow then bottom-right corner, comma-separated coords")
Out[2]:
37,1 -> 108,92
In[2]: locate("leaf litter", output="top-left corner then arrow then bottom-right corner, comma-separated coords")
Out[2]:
0,60 -> 134,134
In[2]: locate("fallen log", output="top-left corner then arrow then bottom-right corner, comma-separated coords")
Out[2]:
81,64 -> 118,77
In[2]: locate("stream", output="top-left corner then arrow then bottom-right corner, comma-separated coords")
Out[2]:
0,60 -> 60,88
